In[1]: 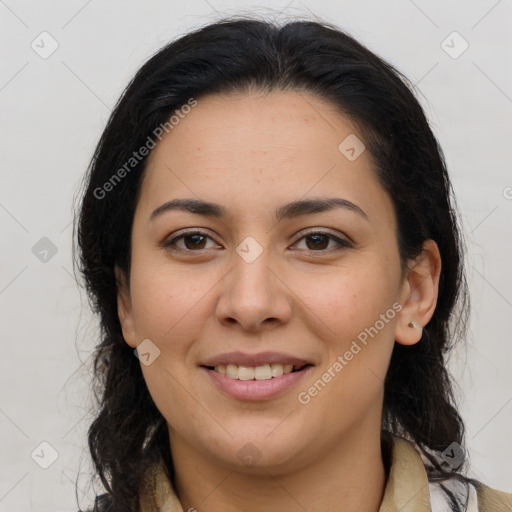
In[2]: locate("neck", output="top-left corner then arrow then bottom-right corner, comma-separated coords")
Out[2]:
169,427 -> 387,512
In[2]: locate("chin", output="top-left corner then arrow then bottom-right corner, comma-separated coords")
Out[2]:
205,427 -> 309,474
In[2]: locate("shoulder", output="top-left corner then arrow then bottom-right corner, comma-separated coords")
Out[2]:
474,481 -> 512,511
428,472 -> 512,511
387,434 -> 512,511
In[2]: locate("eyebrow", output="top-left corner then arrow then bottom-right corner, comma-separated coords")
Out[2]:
150,197 -> 368,223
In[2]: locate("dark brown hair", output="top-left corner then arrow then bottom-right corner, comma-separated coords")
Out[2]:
74,15 -> 469,511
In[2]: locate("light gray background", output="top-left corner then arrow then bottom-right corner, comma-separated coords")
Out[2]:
1,1 -> 511,510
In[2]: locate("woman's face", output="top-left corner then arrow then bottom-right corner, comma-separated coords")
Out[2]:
116,90 -> 430,473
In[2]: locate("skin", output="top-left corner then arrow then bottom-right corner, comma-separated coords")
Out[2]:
115,90 -> 441,512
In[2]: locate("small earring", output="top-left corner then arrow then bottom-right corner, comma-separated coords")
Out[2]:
408,321 -> 415,328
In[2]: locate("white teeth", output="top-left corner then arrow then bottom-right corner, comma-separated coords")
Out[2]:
238,366 -> 255,380
213,362 -> 297,380
226,364 -> 238,379
270,363 -> 283,378
255,364 -> 271,380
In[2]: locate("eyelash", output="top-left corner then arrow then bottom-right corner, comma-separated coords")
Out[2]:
162,229 -> 353,254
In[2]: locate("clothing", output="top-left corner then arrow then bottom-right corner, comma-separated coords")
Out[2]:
89,436 -> 512,511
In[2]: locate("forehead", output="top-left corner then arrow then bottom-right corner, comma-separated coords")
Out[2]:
136,90 -> 393,226
147,90 -> 361,165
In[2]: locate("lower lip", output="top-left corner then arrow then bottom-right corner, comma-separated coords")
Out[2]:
202,366 -> 313,401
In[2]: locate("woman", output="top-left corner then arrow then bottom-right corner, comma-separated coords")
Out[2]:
74,15 -> 512,512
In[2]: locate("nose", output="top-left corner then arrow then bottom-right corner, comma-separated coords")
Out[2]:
215,245 -> 293,332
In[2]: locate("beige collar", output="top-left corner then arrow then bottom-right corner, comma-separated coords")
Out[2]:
139,436 -> 431,511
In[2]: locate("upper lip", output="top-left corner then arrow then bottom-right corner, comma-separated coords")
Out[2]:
200,351 -> 313,368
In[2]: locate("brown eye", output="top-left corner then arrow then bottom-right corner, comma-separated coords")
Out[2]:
181,234 -> 208,250
304,233 -> 329,250
293,230 -> 352,252
163,230 -> 219,252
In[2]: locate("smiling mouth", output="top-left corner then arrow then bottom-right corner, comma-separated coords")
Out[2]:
203,363 -> 312,381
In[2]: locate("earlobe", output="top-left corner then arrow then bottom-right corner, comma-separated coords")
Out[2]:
394,239 -> 442,346
114,265 -> 137,348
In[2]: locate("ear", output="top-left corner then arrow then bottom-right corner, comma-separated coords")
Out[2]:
114,264 -> 137,348
394,239 -> 441,346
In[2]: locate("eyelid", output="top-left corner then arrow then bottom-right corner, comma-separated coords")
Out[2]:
293,227 -> 353,246
163,228 -> 220,250
290,229 -> 353,253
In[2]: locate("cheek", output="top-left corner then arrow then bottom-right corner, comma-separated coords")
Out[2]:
129,261 -> 212,343
295,267 -> 398,417
294,258 -> 400,400
132,269 -> 207,426
297,261 -> 398,340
